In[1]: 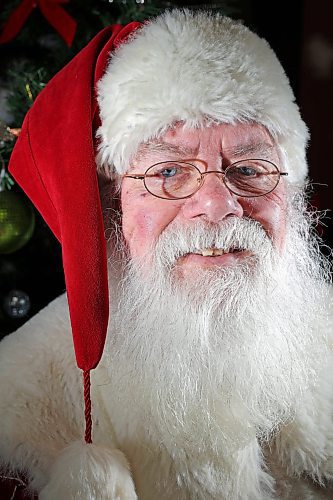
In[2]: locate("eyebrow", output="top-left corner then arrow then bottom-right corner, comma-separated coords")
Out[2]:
141,141 -> 198,158
136,140 -> 276,165
225,142 -> 275,159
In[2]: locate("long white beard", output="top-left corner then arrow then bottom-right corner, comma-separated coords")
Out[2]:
103,197 -> 331,463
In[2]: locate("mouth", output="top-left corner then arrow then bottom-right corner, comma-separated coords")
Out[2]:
177,247 -> 252,268
193,247 -> 245,257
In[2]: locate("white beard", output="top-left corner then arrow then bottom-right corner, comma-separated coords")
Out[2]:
102,196 -> 330,473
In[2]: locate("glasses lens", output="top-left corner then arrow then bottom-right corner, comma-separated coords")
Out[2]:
144,162 -> 201,199
225,159 -> 280,197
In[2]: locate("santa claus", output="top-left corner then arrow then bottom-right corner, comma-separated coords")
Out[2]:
0,8 -> 332,500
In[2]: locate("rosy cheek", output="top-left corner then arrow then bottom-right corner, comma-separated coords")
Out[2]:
243,190 -> 287,250
121,207 -> 152,257
121,190 -> 180,258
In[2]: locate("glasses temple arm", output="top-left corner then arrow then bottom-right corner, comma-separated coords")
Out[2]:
123,174 -> 145,180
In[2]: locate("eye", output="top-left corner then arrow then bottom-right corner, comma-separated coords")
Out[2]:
160,167 -> 178,178
236,165 -> 259,177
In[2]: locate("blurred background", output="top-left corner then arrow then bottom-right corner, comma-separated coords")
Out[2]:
0,0 -> 332,337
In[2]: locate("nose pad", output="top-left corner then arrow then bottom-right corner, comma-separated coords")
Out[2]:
182,170 -> 244,222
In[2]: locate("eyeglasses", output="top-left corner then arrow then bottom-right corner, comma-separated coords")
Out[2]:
123,159 -> 288,200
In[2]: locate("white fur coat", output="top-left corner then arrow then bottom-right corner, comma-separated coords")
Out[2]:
0,292 -> 333,499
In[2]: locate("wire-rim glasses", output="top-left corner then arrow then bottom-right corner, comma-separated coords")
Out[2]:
123,159 -> 288,200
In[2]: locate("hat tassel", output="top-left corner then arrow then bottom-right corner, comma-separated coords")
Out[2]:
83,370 -> 93,444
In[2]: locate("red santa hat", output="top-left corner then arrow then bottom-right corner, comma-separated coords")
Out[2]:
8,20 -> 142,444
7,8 -> 309,493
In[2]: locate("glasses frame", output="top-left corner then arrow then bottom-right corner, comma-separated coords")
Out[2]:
123,158 -> 288,200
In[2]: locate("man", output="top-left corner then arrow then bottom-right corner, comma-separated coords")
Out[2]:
0,8 -> 332,500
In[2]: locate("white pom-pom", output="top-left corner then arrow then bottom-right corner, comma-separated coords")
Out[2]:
39,441 -> 137,499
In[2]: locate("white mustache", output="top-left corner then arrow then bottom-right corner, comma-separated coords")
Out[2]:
154,217 -> 274,267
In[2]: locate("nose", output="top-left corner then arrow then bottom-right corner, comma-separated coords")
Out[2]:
181,171 -> 244,222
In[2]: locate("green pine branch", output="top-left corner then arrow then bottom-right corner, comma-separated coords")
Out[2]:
6,67 -> 48,126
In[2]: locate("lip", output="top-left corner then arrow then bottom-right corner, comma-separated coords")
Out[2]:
177,250 -> 252,268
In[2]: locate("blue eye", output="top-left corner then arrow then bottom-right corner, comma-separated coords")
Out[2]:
237,166 -> 258,177
160,167 -> 178,178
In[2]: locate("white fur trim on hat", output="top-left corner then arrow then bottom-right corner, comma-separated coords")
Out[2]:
96,9 -> 309,185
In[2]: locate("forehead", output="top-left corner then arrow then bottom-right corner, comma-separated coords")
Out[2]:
135,122 -> 277,162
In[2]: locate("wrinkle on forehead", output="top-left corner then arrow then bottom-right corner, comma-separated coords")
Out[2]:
219,123 -> 279,162
136,140 -> 198,160
133,122 -> 279,167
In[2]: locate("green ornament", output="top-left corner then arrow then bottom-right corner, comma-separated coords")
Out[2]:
0,190 -> 35,254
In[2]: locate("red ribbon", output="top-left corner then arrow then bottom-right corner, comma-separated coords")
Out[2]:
0,0 -> 77,47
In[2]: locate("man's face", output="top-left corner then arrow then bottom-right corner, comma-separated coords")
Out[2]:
121,122 -> 287,274
111,122 -> 329,443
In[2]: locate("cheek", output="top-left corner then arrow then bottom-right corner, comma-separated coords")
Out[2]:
121,190 -> 179,258
122,208 -> 159,257
244,189 -> 287,250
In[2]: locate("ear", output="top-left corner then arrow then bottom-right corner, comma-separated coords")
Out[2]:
97,171 -> 123,255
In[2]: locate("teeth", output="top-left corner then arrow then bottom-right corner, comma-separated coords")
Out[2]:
201,248 -> 214,256
213,248 -> 226,256
191,247 -> 243,257
200,248 -> 227,256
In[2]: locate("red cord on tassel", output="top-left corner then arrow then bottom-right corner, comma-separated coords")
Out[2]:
83,370 -> 92,444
